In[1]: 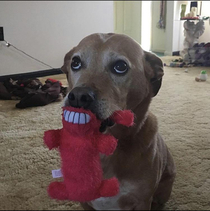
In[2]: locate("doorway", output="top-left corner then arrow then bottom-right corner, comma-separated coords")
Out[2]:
114,1 -> 152,51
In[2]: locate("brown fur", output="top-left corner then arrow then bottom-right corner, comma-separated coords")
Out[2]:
61,33 -> 176,210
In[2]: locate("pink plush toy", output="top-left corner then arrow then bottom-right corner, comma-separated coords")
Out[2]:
44,106 -> 134,202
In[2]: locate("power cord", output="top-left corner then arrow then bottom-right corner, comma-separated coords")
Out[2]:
3,40 -> 56,69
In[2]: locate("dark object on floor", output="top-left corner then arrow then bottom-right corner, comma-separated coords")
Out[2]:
172,58 -> 183,62
198,43 -> 205,47
16,78 -> 42,89
16,81 -> 61,108
0,77 -> 67,108
16,79 -> 66,109
188,43 -> 210,66
0,82 -> 12,100
42,78 -> 67,98
3,78 -> 42,98
204,42 -> 210,48
176,42 -> 210,66
16,92 -> 60,109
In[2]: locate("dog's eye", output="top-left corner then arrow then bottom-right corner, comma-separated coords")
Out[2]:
71,57 -> 82,71
113,60 -> 128,74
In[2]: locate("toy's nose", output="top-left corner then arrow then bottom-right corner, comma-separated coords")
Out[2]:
68,87 -> 96,109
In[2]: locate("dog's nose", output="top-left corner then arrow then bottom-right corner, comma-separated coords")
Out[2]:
68,87 -> 96,108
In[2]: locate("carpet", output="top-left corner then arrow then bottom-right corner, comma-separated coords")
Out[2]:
0,57 -> 210,210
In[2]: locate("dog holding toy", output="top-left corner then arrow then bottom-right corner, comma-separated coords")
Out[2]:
44,106 -> 134,202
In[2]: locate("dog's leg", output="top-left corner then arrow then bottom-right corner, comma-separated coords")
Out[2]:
118,194 -> 152,210
151,151 -> 176,210
80,203 -> 95,210
151,174 -> 175,210
134,201 -> 152,210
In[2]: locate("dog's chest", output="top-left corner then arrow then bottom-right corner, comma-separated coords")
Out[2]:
88,181 -> 135,210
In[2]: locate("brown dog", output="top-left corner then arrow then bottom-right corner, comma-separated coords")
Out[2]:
61,33 -> 176,210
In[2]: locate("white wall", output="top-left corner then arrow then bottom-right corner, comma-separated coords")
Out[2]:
0,1 -> 114,76
151,1 -> 182,55
199,1 -> 210,43
164,1 -> 175,56
141,1 -> 152,51
114,1 -> 142,45
151,1 -> 166,53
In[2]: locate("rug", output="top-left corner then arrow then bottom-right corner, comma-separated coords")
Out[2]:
0,57 -> 210,210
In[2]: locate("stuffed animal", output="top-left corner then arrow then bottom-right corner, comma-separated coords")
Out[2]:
44,106 -> 134,202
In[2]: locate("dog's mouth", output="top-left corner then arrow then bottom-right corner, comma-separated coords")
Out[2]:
99,118 -> 115,132
63,110 -> 91,124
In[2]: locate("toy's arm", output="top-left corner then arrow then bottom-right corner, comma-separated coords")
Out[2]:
110,110 -> 134,127
97,134 -> 118,156
44,129 -> 62,150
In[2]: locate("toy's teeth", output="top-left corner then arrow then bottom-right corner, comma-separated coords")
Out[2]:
64,110 -> 70,122
73,113 -> 79,124
69,112 -> 74,122
79,113 -> 86,124
63,110 -> 90,124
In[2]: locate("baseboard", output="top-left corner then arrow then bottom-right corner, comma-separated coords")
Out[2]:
172,51 -> 180,56
0,68 -> 63,82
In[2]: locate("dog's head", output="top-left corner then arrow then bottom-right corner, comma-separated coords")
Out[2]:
61,33 -> 163,122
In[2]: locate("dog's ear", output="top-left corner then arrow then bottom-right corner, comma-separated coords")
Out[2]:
144,51 -> 164,97
61,48 -> 75,75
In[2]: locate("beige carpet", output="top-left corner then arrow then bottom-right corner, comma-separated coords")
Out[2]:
0,56 -> 210,210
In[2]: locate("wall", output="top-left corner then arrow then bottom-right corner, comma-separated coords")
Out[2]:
0,1 -> 114,76
164,1 -> 175,56
199,1 -> 210,43
151,1 -> 166,53
141,1 -> 151,51
114,1 -> 141,45
114,1 -> 176,55
151,1 -> 180,55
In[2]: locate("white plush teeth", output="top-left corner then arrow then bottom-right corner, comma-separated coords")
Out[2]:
65,111 -> 70,121
63,110 -> 91,124
85,114 -> 90,123
64,110 -> 67,116
73,112 -> 79,124
79,113 -> 86,124
69,112 -> 75,123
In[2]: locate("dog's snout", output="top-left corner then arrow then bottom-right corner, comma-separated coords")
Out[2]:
68,87 -> 96,109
